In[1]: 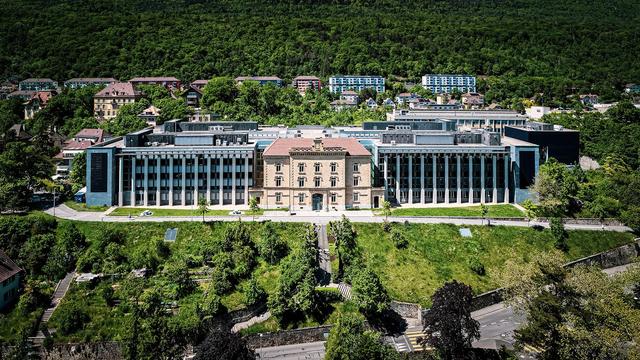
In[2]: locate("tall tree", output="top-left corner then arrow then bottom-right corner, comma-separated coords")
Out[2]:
420,281 -> 480,359
325,313 -> 399,360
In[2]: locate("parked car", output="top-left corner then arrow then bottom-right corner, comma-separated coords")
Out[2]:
140,210 -> 153,216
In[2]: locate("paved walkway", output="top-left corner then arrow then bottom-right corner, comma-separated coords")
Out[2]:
31,271 -> 76,343
44,204 -> 630,232
231,311 -> 272,333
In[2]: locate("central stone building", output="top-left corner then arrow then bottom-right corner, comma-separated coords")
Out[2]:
262,138 -> 373,210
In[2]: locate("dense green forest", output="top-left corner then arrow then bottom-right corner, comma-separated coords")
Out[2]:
1,0 -> 639,103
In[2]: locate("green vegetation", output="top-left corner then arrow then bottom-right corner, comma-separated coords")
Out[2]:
353,223 -> 634,306
107,207 -> 258,216
2,1 -> 640,107
387,204 -> 523,218
63,200 -> 108,212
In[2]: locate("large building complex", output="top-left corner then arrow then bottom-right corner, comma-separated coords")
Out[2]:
387,109 -> 528,134
328,75 -> 385,94
421,74 -> 476,94
18,78 -> 58,91
85,115 -> 563,208
64,78 -> 117,89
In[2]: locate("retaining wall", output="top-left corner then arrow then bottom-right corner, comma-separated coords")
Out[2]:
244,325 -> 333,349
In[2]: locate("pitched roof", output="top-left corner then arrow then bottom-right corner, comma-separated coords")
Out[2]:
75,128 -> 105,141
63,140 -> 93,151
8,124 -> 31,139
293,76 -> 320,81
139,105 -> 161,116
129,77 -> 180,82
263,138 -> 370,157
341,90 -> 358,96
0,250 -> 22,283
65,78 -> 117,83
27,91 -> 54,105
95,82 -> 137,97
191,79 -> 209,85
20,78 -> 55,83
235,76 -> 282,82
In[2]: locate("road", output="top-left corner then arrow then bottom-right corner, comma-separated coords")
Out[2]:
255,341 -> 326,359
44,204 -> 630,232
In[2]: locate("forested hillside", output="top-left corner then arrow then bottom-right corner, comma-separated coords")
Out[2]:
1,0 -> 639,102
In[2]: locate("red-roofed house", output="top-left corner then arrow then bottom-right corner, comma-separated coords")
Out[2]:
24,91 -> 55,119
262,138 -> 373,210
93,82 -> 142,120
54,129 -> 109,175
0,250 -> 23,310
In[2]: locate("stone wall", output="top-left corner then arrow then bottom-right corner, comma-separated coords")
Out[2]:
41,342 -> 122,360
244,325 -> 333,349
391,301 -> 422,325
565,239 -> 640,269
228,304 -> 267,324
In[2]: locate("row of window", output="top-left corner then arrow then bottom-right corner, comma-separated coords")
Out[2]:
275,162 -> 359,173
274,192 -> 360,204
274,176 -> 361,187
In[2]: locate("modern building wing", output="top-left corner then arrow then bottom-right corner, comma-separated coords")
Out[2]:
328,75 -> 385,94
387,109 -> 528,134
504,122 -> 579,165
421,74 -> 476,94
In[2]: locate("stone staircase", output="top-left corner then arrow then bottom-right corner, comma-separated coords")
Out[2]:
30,272 -> 75,344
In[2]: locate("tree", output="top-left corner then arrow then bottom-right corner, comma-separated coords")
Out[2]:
194,327 -> 255,360
480,203 -> 488,225
138,84 -> 170,102
198,197 -> 209,223
381,200 -> 391,223
258,221 -> 288,265
248,196 -> 260,221
201,77 -> 238,110
325,313 -> 399,360
68,151 -> 86,192
530,158 -> 580,217
243,274 -> 266,307
19,233 -> 56,276
389,227 -> 408,249
55,302 -> 90,335
549,217 -> 568,251
420,281 -> 480,359
155,97 -> 192,124
329,215 -> 358,281
164,260 -> 196,299
521,198 -> 538,226
351,267 -> 390,317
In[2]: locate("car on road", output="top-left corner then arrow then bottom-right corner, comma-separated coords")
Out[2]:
230,210 -> 242,215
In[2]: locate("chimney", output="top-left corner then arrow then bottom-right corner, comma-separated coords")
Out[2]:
313,138 -> 323,151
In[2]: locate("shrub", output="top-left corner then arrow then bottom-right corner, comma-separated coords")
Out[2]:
382,220 -> 392,233
390,227 -> 408,249
56,303 -> 90,335
243,276 -> 266,307
468,258 -> 486,276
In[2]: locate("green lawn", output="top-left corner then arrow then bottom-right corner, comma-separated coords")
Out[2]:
387,204 -> 523,218
64,200 -> 109,212
352,223 -> 635,307
108,207 -> 264,217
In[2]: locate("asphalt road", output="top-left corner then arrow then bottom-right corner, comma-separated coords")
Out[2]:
255,341 -> 326,360
45,204 -> 630,232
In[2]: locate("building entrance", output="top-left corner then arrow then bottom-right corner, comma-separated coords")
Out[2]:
312,194 -> 323,211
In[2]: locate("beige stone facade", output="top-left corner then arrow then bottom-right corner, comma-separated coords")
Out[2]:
262,138 -> 372,210
93,82 -> 140,121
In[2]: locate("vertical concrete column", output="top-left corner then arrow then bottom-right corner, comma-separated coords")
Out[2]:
444,154 -> 449,203
244,156 -> 249,205
504,154 -> 510,203
219,156 -> 224,205
468,155 -> 474,204
420,154 -> 425,203
169,157 -> 174,206
181,156 -> 186,206
156,157 -> 161,206
480,155 -> 486,203
118,156 -> 123,206
143,156 -> 149,206
456,155 -> 462,204
432,154 -> 437,203
492,155 -> 498,203
194,155 -> 199,203
383,154 -> 388,200
130,157 -> 136,206
232,156 -> 237,205
408,154 -> 413,204
206,156 -> 212,204
395,155 -> 401,203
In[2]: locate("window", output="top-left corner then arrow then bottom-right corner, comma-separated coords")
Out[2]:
298,193 -> 305,203
275,176 -> 282,187
298,163 -> 305,173
353,163 -> 359,172
353,176 -> 359,186
314,177 -> 321,187
314,162 -> 321,173
330,177 -> 337,187
353,192 -> 359,202
331,193 -> 337,203
275,163 -> 282,172
275,192 -> 282,203
298,177 -> 305,187
330,162 -> 337,172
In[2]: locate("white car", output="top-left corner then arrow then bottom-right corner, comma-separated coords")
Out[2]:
230,210 -> 242,215
140,210 -> 153,217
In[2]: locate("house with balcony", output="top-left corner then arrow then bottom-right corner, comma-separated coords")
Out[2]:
54,128 -> 109,176
182,85 -> 203,107
190,79 -> 209,90
24,91 -> 55,119
292,76 -> 322,95
138,105 -> 161,126
461,92 -> 485,109
64,78 -> 117,89
18,78 -> 58,91
328,75 -> 385,94
93,82 -> 142,121
421,74 -> 476,94
234,76 -> 283,87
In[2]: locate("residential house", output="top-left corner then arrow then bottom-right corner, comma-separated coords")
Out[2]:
421,74 -> 476,94
366,98 -> 378,109
182,85 -> 203,107
624,84 -> 640,94
0,250 -> 23,310
0,82 -> 17,100
340,90 -> 359,104
579,94 -> 599,106
234,76 -> 283,87
64,78 -> 117,89
6,124 -> 32,141
330,99 -> 358,111
292,76 -> 322,95
461,92 -> 485,109
328,75 -> 385,94
7,90 -> 36,101
190,79 -> 209,90
93,82 -> 142,121
138,105 -> 161,126
24,91 -> 55,119
395,93 -> 421,106
54,128 -> 108,176
18,78 -> 58,91
383,98 -> 396,109
129,77 -> 181,90
526,106 -> 552,120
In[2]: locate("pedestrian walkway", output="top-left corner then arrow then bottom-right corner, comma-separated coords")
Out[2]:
31,271 -> 75,343
231,311 -> 271,333
316,224 -> 332,285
